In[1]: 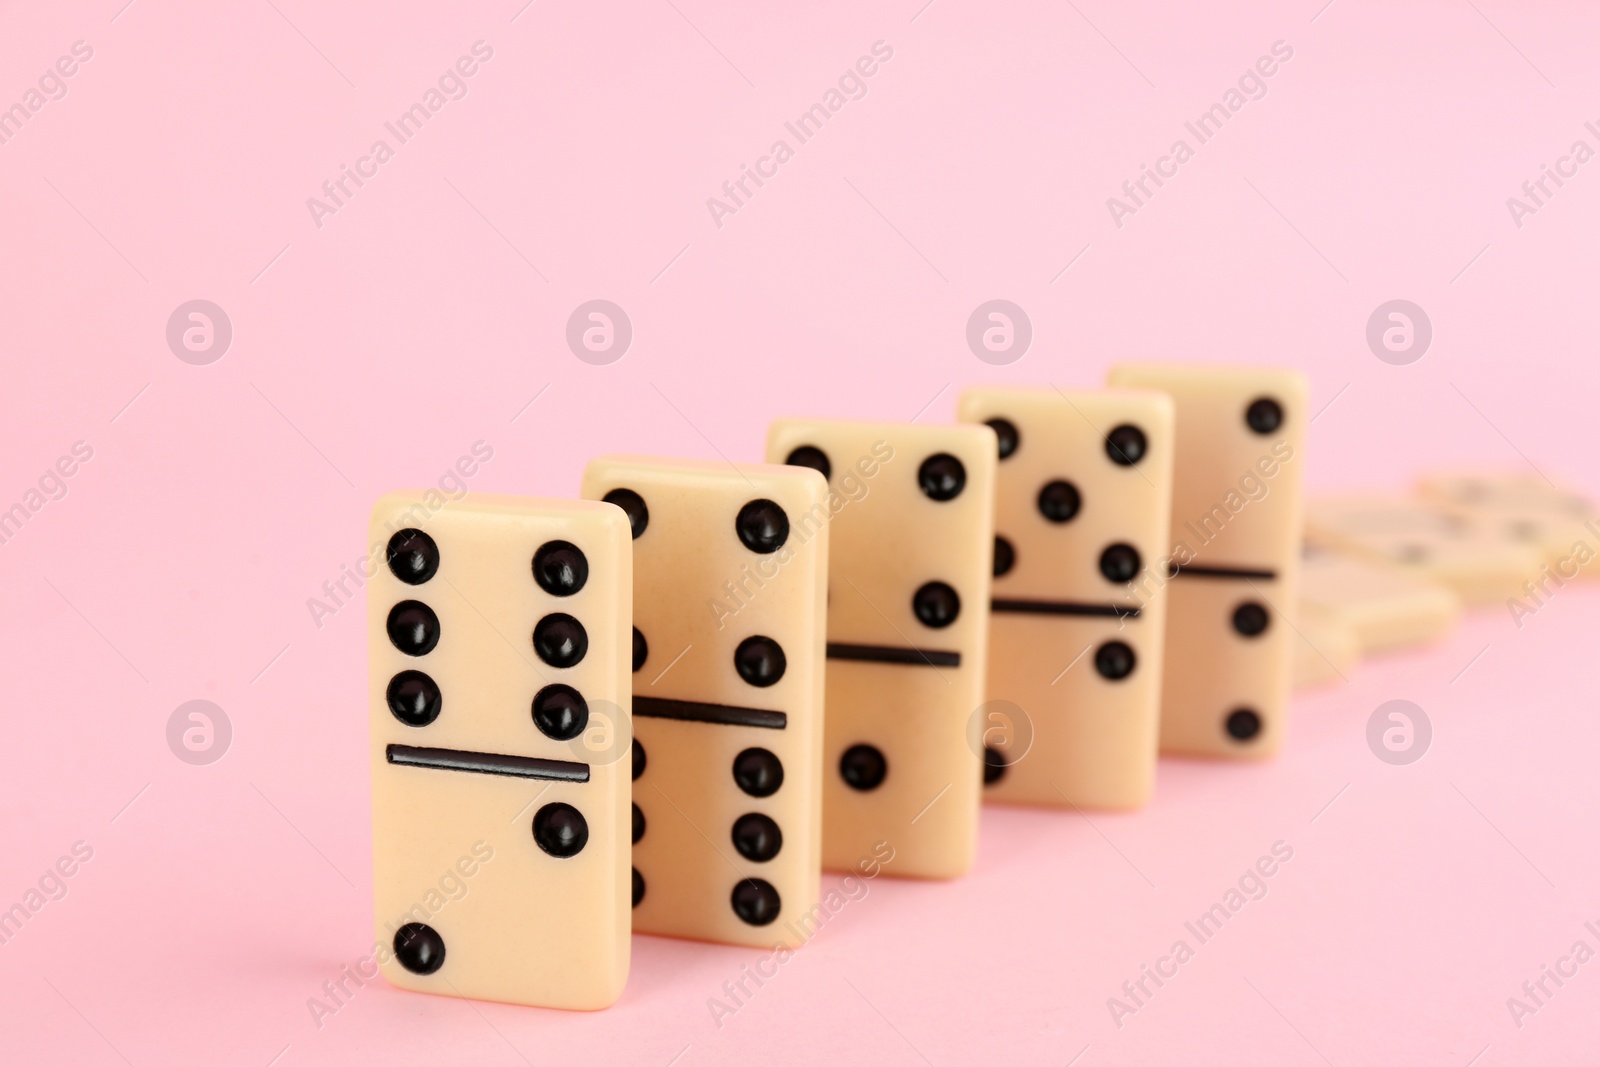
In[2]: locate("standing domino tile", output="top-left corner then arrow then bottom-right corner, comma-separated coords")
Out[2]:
766,420 -> 995,878
581,457 -> 828,948
369,493 -> 631,1010
1304,494 -> 1540,603
1106,364 -> 1307,758
957,387 -> 1175,808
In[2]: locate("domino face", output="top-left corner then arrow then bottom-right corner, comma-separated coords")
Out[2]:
369,493 -> 631,1010
1417,470 -> 1599,583
1106,364 -> 1308,758
957,387 -> 1174,808
1418,469 -> 1594,516
1305,494 -> 1541,604
1298,544 -> 1460,653
765,419 -> 995,878
580,456 -> 828,948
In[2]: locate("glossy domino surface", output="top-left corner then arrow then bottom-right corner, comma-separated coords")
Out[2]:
1107,364 -> 1308,759
958,387 -> 1175,807
767,419 -> 995,877
369,493 -> 632,1009
582,456 -> 829,948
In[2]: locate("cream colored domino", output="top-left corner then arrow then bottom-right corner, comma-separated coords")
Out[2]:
1106,364 -> 1307,759
1418,468 -> 1595,516
1450,509 -> 1598,581
765,420 -> 995,878
1291,602 -> 1360,690
1298,544 -> 1459,653
369,492 -> 631,1010
1417,470 -> 1600,583
956,387 -> 1174,808
1305,494 -> 1541,604
581,457 -> 828,948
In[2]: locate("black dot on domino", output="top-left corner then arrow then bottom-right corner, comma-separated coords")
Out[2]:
386,670 -> 441,727
632,868 -> 645,907
1095,641 -> 1136,680
736,499 -> 790,554
387,529 -> 440,585
1099,543 -> 1142,584
632,802 -> 645,844
734,636 -> 786,687
603,488 -> 649,539
393,922 -> 446,975
1245,397 -> 1283,435
731,878 -> 781,926
733,748 -> 783,797
986,418 -> 1019,459
983,746 -> 1007,785
531,683 -> 588,741
632,627 -> 648,672
533,613 -> 587,668
993,536 -> 1015,577
840,744 -> 887,791
1232,602 -> 1270,637
1105,424 -> 1147,466
731,813 -> 782,862
912,581 -> 960,628
532,802 -> 588,857
1226,708 -> 1262,741
1038,480 -> 1081,523
633,740 -> 647,781
785,445 -> 831,480
918,453 -> 966,501
532,540 -> 588,597
387,601 -> 440,656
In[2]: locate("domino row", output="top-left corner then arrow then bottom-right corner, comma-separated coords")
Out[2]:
366,365 -> 1597,1011
1291,473 -> 1600,684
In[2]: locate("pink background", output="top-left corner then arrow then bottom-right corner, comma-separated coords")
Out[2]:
3,0 -> 1598,1063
